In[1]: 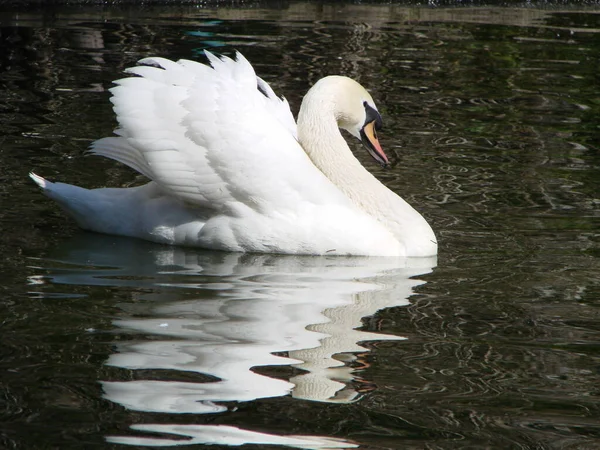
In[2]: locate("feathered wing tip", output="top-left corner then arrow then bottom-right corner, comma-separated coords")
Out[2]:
202,50 -> 259,90
131,50 -> 257,90
220,51 -> 298,138
88,137 -> 155,180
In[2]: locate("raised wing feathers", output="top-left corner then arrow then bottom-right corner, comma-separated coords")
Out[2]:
90,51 -> 341,213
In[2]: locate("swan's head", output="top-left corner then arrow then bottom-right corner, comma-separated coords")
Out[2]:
311,76 -> 389,168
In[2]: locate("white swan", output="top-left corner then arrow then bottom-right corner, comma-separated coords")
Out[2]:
30,51 -> 437,257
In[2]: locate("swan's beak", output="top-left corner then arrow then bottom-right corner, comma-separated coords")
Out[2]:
360,121 -> 390,168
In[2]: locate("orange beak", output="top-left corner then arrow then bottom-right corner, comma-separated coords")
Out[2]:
360,121 -> 389,168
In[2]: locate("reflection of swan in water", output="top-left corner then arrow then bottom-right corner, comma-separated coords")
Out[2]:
30,234 -> 436,447
107,424 -> 357,448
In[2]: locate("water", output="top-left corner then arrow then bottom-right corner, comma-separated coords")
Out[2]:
1,3 -> 600,449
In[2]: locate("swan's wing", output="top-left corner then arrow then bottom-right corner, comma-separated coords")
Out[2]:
256,76 -> 297,140
90,51 -> 343,212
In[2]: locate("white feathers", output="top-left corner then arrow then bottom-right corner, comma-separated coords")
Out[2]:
92,51 -> 332,212
31,51 -> 437,256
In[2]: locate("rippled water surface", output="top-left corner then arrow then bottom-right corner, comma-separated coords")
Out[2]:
1,3 -> 600,449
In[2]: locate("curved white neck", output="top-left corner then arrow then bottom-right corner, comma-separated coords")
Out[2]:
297,90 -> 437,256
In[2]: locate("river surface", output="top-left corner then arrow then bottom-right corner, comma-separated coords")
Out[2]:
1,2 -> 600,449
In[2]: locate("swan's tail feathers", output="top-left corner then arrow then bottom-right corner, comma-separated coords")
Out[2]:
29,172 -> 104,232
88,137 -> 154,180
29,172 -> 49,190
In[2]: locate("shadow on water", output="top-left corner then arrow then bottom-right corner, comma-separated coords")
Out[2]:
30,233 -> 435,447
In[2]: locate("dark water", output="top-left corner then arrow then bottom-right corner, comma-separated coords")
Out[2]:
1,3 -> 600,449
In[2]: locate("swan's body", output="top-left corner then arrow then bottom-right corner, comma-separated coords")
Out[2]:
31,52 -> 437,256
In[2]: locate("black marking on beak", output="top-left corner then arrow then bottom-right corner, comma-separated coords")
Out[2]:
360,102 -> 389,168
364,101 -> 382,131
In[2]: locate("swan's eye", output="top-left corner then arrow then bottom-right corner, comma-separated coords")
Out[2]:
363,102 -> 382,131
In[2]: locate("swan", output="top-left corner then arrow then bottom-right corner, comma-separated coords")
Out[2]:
30,51 -> 437,257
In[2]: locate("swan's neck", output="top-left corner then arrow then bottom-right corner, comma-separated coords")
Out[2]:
297,93 -> 437,256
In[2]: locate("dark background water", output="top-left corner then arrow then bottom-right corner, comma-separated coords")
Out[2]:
1,2 -> 600,449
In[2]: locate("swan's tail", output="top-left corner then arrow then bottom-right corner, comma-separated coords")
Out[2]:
30,172 -> 105,232
30,173 -> 205,246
